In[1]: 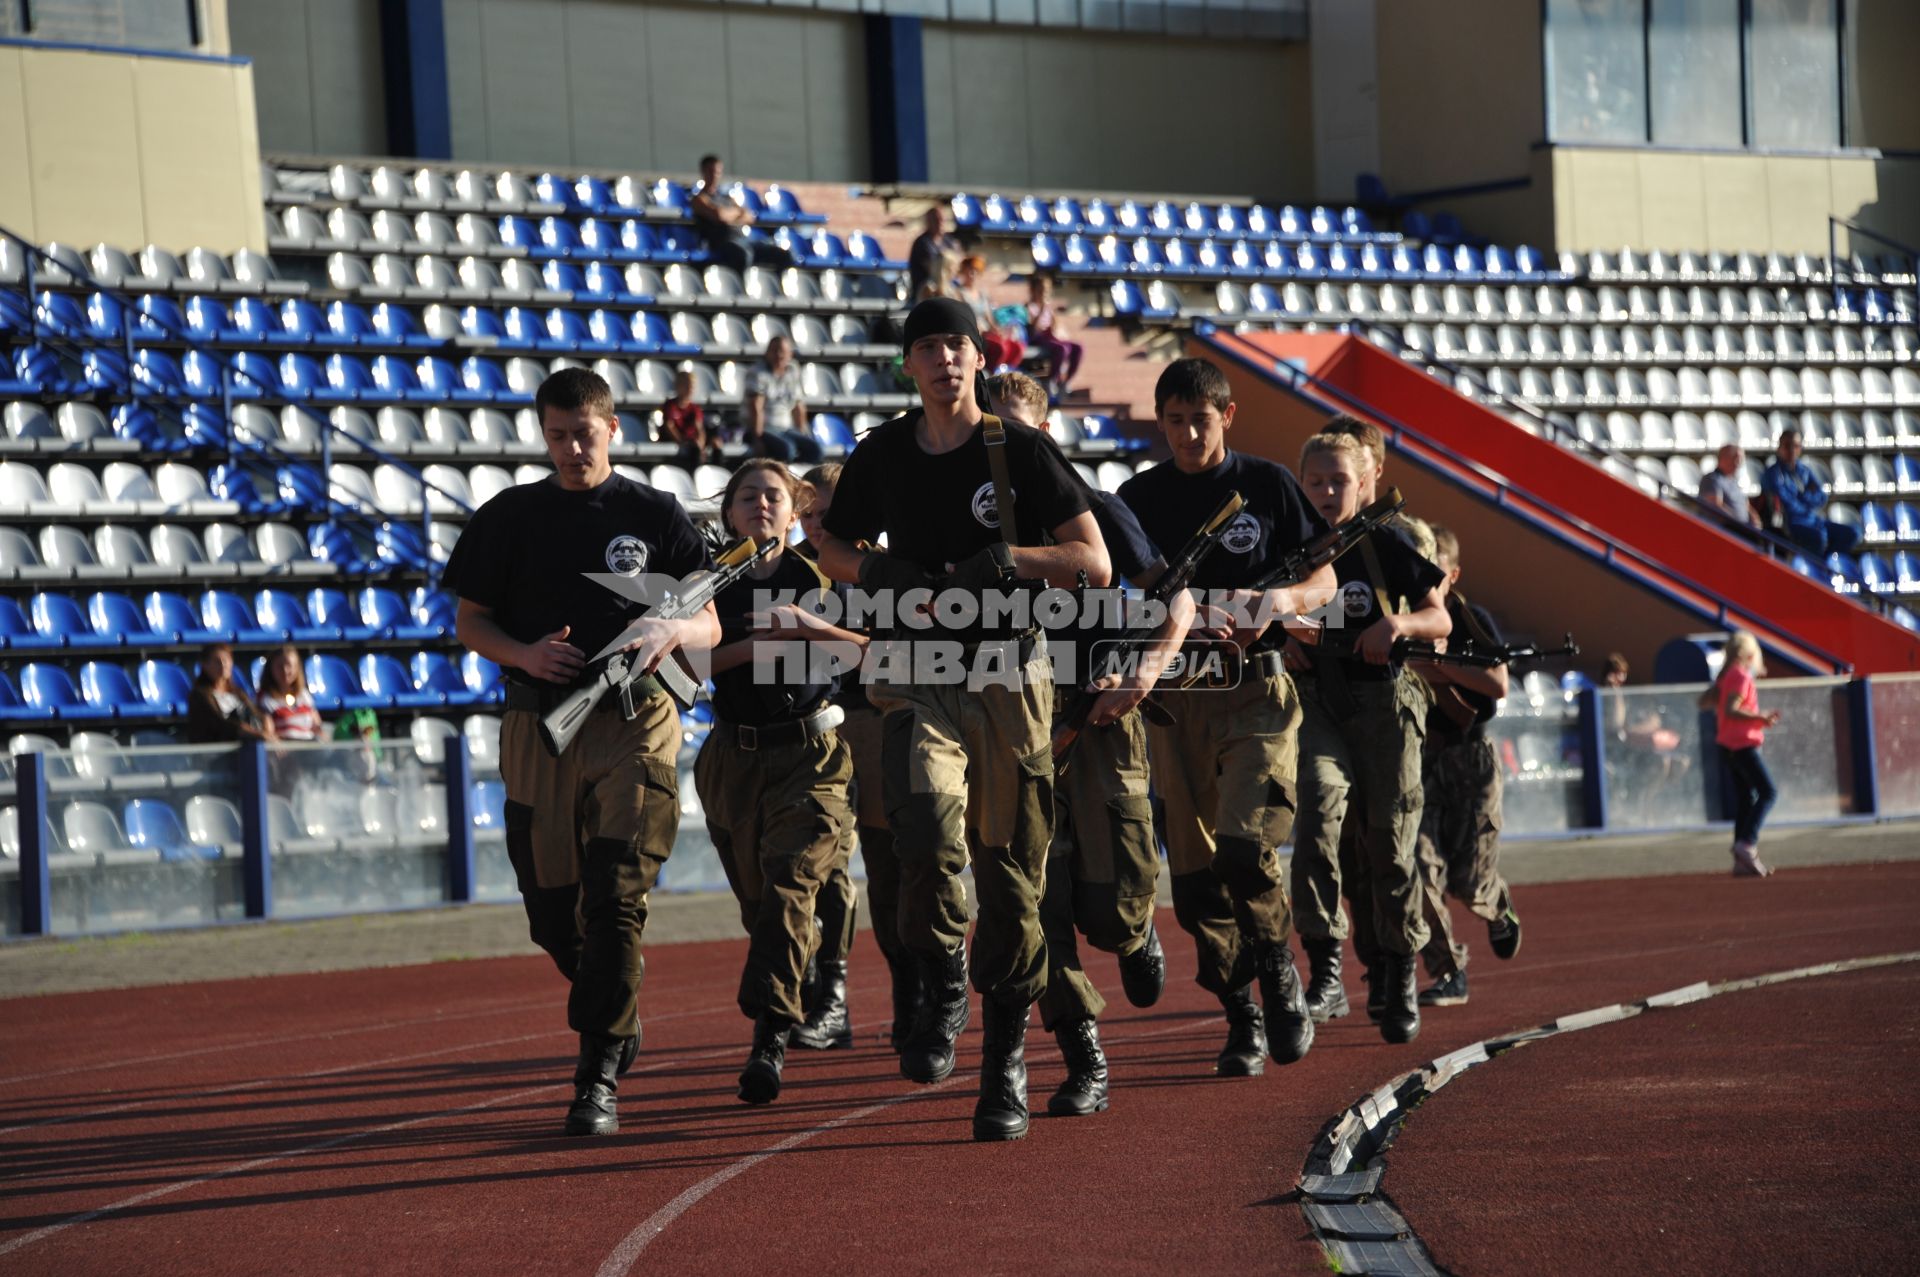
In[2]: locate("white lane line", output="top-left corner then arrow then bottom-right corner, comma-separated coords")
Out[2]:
595,1011 -> 1222,1275
0,1044 -> 736,1260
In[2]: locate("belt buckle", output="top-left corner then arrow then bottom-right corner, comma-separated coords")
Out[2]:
738,724 -> 758,752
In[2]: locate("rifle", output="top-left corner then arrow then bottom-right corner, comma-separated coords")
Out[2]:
1164,487 -> 1409,692
538,537 -> 773,757
1402,634 -> 1580,734
1051,491 -> 1245,766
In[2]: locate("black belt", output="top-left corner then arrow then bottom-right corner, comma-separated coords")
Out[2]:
502,675 -> 663,716
719,703 -> 845,752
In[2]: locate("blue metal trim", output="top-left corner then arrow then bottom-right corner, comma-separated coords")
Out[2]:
380,0 -> 452,161
17,752 -> 52,936
444,738 -> 475,903
864,15 -> 928,186
0,34 -> 248,66
1848,677 -> 1879,817
1575,686 -> 1608,830
239,740 -> 272,918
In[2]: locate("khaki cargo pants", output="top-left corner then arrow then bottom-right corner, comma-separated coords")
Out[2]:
1291,673 -> 1431,958
1147,666 -> 1300,997
865,639 -> 1054,1007
500,693 -> 681,1041
1037,697 -> 1159,1030
1416,734 -> 1510,979
695,726 -> 854,1024
825,704 -> 894,967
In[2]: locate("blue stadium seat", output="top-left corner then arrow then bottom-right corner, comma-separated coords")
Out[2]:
761,185 -> 821,224
277,352 -> 328,400
1893,606 -> 1919,633
537,216 -> 583,259
1430,212 -> 1466,246
324,299 -> 375,346
414,356 -> 468,401
1897,456 -> 1920,491
1030,234 -> 1062,273
1308,206 -> 1337,240
275,463 -> 330,512
585,308 -> 639,353
1081,199 -> 1115,234
1354,243 -> 1390,279
369,353 -> 425,399
461,652 -> 504,703
124,798 -> 219,861
411,651 -> 471,706
136,659 -> 194,715
579,261 -> 641,305
1294,242 -> 1326,275
407,587 -> 455,639
497,215 -> 539,254
0,669 -> 44,719
1341,207 -> 1376,239
277,297 -> 326,344
1859,552 -> 1895,593
32,289 -> 88,340
132,294 -> 188,342
0,597 -> 60,651
1895,502 -> 1919,541
496,306 -> 541,348
89,592 -> 164,645
635,310 -> 688,354
307,587 -> 377,641
209,462 -> 282,514
1895,551 -> 1920,591
811,412 -> 855,454
181,295 -> 228,343
82,293 -> 127,342
377,521 -> 431,570
308,524 -> 380,574
459,356 -> 519,402
471,778 -> 507,831
21,663 -> 110,720
542,260 -> 589,296
1483,245 -> 1516,279
359,653 -> 436,708
132,348 -> 188,396
254,588 -> 331,642
29,592 -> 100,647
1323,243 -> 1358,280
573,174 -> 617,214
1826,551 -> 1863,593
1513,245 -> 1550,282
371,301 -> 434,348
225,296 -> 285,344
648,177 -> 689,216
1453,244 -> 1486,278
844,232 -> 902,271
304,652 -> 371,712
357,586 -> 422,640
545,308 -> 613,352
949,193 -> 983,229
576,218 -> 621,261
1861,502 -> 1893,541
656,224 -> 705,262
324,353 -> 375,402
80,661 -> 163,717
532,172 -> 577,209
145,591 -> 224,644
1421,244 -> 1453,276
201,589 -> 277,643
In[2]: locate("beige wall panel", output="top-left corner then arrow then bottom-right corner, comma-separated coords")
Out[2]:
231,62 -> 268,250
22,49 -> 144,249
645,5 -> 730,175
231,0 -> 316,153
204,0 -> 233,55
949,29 -> 1033,189
724,12 -> 815,180
920,25 -> 958,186
1636,150 -> 1706,252
1762,157 -> 1841,255
801,17 -> 868,183
1562,150 -> 1642,251
444,0 -> 492,160
1374,0 -> 1540,194
1310,0 -> 1379,204
0,49 -> 35,237
564,0 -> 656,171
1857,158 -> 1920,247
478,0 -> 569,165
1826,158 -> 1881,252
1696,154 -> 1771,253
134,61 -> 253,251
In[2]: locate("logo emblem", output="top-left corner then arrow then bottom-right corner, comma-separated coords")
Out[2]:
605,535 -> 650,577
1340,580 -> 1374,619
1219,513 -> 1261,555
971,481 -> 1012,529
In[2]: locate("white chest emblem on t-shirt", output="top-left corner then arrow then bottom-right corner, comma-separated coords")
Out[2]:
1341,580 -> 1375,618
1220,512 -> 1262,555
971,481 -> 1013,529
605,535 -> 650,576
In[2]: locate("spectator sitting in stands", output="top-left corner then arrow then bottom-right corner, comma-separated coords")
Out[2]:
257,645 -> 324,741
745,336 -> 825,464
689,153 -> 793,275
186,642 -> 274,745
1025,274 -> 1084,399
662,368 -> 721,470
1696,444 -> 1764,537
955,256 -> 1024,373
1761,428 -> 1859,558
908,206 -> 960,304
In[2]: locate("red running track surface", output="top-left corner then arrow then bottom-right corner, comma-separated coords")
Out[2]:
1,861 -> 1917,1276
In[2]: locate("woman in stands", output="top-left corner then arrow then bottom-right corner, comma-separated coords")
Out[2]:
1702,631 -> 1781,878
186,642 -> 274,745
954,256 -> 1024,374
696,459 -> 863,1104
257,646 -> 324,741
1024,274 -> 1083,398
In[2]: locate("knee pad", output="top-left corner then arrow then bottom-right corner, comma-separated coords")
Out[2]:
889,791 -> 966,865
1074,881 -> 1136,955
1170,869 -> 1230,934
507,801 -> 581,980
1211,835 -> 1280,899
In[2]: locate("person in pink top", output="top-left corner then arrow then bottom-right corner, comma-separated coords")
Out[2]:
1702,631 -> 1781,877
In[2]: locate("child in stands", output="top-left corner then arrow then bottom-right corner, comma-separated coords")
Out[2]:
1704,631 -> 1781,877
662,368 -> 720,470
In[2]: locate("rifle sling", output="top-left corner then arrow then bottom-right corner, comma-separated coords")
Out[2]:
981,412 -> 1021,547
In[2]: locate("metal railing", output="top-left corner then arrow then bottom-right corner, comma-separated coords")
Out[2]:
1828,216 -> 1920,334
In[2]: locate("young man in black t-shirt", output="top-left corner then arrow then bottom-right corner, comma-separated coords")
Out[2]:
1117,358 -> 1336,1077
1285,428 -> 1451,1045
1405,525 -> 1520,1010
816,298 -> 1109,1143
444,368 -> 717,1137
995,371 -> 1194,1119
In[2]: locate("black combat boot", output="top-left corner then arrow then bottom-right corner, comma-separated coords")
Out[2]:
1301,935 -> 1350,1023
900,946 -> 969,1084
563,1033 -> 626,1136
882,949 -> 925,1052
1379,953 -> 1421,1045
1254,943 -> 1314,1065
1047,1018 -> 1110,1117
616,1025 -> 641,1077
1215,985 -> 1268,1078
1117,919 -> 1167,1009
737,1015 -> 792,1105
973,998 -> 1031,1142
1365,961 -> 1387,1022
790,960 -> 853,1050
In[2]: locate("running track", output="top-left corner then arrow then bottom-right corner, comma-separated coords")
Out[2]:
3,861 -> 1917,1275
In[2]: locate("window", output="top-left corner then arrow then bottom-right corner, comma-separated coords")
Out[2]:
1547,0 -> 1650,145
1649,0 -> 1744,146
2,0 -> 201,51
1748,0 -> 1841,149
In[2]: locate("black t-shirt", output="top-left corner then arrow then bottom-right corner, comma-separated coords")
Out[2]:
443,473 -> 712,680
1427,595 -> 1504,736
1117,451 -> 1326,593
1043,487 -> 1162,686
1320,525 -> 1446,681
709,551 -> 833,727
